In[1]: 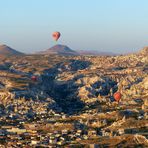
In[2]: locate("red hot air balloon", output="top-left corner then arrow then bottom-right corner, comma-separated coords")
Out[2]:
31,76 -> 38,82
52,32 -> 61,41
113,92 -> 122,102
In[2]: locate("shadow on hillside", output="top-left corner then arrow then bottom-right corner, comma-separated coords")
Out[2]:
42,59 -> 92,115
93,78 -> 118,96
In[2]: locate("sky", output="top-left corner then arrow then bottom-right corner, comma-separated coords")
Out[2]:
0,0 -> 148,53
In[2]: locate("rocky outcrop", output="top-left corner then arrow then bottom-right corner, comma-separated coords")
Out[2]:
139,46 -> 148,55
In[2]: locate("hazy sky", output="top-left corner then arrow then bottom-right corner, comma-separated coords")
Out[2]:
0,0 -> 148,53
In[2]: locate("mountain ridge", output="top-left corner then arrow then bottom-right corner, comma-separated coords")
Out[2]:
0,44 -> 24,56
38,44 -> 79,56
77,49 -> 116,56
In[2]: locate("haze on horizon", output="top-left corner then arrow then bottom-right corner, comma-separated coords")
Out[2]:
0,0 -> 148,54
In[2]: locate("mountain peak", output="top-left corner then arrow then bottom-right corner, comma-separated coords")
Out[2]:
38,44 -> 79,56
0,44 -> 23,56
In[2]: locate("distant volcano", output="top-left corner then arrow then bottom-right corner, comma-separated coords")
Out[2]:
38,44 -> 79,56
0,44 -> 23,56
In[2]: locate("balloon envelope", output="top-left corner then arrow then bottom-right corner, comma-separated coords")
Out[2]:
52,32 -> 61,41
31,76 -> 37,81
113,92 -> 122,102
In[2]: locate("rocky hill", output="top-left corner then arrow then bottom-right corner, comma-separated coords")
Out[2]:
0,44 -> 23,56
139,46 -> 148,55
38,44 -> 79,56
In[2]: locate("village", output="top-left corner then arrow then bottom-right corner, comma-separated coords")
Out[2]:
0,47 -> 147,147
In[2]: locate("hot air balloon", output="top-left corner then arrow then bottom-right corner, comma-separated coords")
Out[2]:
113,92 -> 122,102
31,75 -> 38,82
52,31 -> 61,41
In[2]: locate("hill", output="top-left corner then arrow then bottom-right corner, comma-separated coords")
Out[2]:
0,44 -> 23,56
38,44 -> 79,56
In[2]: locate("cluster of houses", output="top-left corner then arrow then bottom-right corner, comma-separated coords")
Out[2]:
0,49 -> 147,147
